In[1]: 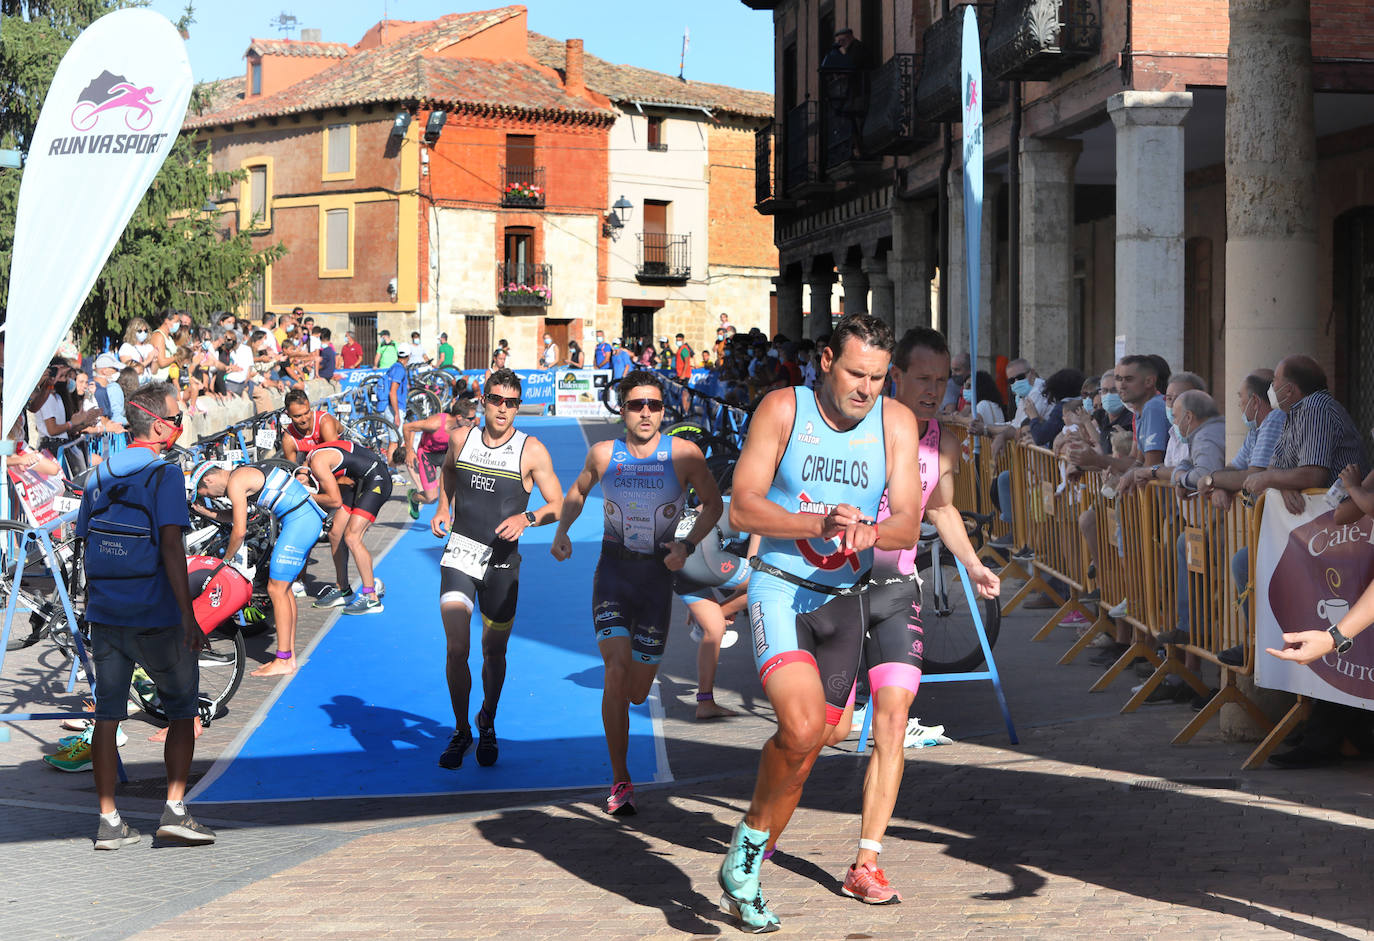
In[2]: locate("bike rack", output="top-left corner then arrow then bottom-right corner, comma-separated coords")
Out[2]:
856,554 -> 1019,751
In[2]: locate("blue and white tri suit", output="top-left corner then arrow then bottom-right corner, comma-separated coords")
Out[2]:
593,434 -> 687,664
255,464 -> 326,582
747,388 -> 887,725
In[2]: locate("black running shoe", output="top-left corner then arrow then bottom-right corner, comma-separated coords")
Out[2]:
475,711 -> 498,767
439,728 -> 473,769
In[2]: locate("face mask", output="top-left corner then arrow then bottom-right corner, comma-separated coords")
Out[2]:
1082,397 -> 1095,412
66,379 -> 77,393
1101,392 -> 1124,414
1166,407 -> 1178,428
1011,378 -> 1032,399
202,340 -> 212,352
1268,383 -> 1282,411
285,324 -> 295,333
544,338 -> 551,346
1243,397 -> 1258,432
136,330 -> 148,342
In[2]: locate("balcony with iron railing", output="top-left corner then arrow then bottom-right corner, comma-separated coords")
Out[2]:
862,53 -> 936,156
782,101 -> 826,197
985,0 -> 1101,82
501,165 -> 545,208
636,233 -> 691,283
497,261 -> 552,308
917,4 -> 1009,123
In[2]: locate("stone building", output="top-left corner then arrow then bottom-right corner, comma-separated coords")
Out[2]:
186,5 -> 775,370
744,0 -> 1374,443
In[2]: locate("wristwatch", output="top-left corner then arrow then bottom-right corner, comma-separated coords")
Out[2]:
1328,625 -> 1354,655
524,511 -> 537,525
1201,474 -> 1214,490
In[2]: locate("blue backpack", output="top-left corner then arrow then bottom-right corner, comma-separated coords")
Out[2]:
82,459 -> 176,583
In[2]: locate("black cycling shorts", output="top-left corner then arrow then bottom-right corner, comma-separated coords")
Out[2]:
440,552 -> 521,628
862,574 -> 923,694
593,546 -> 674,665
337,470 -> 393,522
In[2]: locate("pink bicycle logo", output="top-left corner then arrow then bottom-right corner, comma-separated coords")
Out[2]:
70,71 -> 159,132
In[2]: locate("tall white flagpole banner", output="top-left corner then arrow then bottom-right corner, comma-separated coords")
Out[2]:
960,6 -> 984,433
2,8 -> 192,434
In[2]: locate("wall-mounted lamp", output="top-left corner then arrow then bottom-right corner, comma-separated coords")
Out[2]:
602,194 -> 634,240
423,110 -> 447,145
390,111 -> 412,139
387,277 -> 398,302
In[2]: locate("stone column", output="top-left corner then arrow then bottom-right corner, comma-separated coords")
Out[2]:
1109,91 -> 1192,372
863,256 -> 895,328
839,262 -> 870,317
805,265 -> 837,340
891,198 -> 934,335
1019,137 -> 1083,375
1224,0 -> 1318,452
773,268 -> 804,341
947,164 -> 997,371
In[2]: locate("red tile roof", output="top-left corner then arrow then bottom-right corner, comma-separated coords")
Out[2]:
187,8 -> 614,130
246,38 -> 351,58
526,32 -> 773,120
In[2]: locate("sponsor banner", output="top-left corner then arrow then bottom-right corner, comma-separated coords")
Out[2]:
960,7 -> 984,432
2,9 -> 192,434
6,453 -> 72,530
1255,494 -> 1374,710
553,369 -> 613,417
334,367 -> 561,409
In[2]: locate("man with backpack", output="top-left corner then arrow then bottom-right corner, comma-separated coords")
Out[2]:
77,381 -> 215,850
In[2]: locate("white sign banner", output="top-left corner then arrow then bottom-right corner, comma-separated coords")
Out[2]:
2,8 -> 192,433
553,369 -> 613,417
960,7 -> 983,434
1255,494 -> 1374,710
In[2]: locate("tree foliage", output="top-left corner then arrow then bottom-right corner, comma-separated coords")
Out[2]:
0,1 -> 285,350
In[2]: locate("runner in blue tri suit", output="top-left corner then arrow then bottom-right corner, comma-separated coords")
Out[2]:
552,369 -> 723,817
715,314 -> 924,933
190,461 -> 327,676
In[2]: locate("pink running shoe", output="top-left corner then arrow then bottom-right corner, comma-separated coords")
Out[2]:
606,781 -> 636,816
1060,611 -> 1090,627
842,862 -> 902,904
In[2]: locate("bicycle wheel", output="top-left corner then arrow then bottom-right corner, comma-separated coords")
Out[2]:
345,413 -> 401,455
134,626 -> 246,725
415,369 -> 456,399
406,387 -> 441,421
918,551 -> 1001,675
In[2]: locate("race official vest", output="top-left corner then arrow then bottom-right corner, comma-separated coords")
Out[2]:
602,435 -> 685,554
873,419 -> 941,577
757,387 -> 887,590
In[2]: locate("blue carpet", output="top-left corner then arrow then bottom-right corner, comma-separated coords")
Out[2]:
191,417 -> 670,802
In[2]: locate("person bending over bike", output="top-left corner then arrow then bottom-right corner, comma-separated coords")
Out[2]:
430,370 -> 564,769
280,388 -> 344,463
838,327 -> 1000,905
190,461 -> 328,676
304,440 -> 393,615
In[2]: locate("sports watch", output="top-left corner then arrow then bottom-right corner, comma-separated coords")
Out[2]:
1328,625 -> 1354,655
524,511 -> 537,525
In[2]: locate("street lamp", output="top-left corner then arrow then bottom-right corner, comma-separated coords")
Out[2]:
603,194 -> 634,240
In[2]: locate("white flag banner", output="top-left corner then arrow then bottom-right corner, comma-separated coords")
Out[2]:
1254,493 -> 1374,710
2,8 -> 192,433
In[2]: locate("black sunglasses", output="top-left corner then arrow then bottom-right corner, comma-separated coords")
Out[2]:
130,401 -> 183,427
483,392 -> 523,409
624,398 -> 665,413
1007,371 -> 1029,383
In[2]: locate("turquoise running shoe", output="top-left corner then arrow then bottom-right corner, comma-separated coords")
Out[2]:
718,819 -> 770,901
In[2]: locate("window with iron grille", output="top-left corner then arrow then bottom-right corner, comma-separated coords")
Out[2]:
464,315 -> 492,370
349,313 -> 378,365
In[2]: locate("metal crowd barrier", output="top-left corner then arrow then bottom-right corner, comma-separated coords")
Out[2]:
952,440 -> 1284,762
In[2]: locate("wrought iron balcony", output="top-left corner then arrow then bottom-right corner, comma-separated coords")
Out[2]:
636,233 -> 691,283
497,261 -> 552,308
782,101 -> 826,196
862,54 -> 936,155
986,0 -> 1101,82
917,4 -> 1001,124
500,165 -> 545,208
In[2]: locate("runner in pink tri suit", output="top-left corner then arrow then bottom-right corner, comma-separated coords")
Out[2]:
402,396 -> 477,517
838,328 -> 1002,905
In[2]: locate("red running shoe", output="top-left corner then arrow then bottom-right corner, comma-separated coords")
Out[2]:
842,862 -> 902,904
606,781 -> 636,816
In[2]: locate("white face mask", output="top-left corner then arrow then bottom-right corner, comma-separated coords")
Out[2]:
136,330 -> 147,342
1268,383 -> 1282,410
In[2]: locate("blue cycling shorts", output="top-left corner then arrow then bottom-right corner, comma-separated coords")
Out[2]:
269,503 -> 325,582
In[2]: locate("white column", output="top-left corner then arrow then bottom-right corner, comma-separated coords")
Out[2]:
1109,91 -> 1192,371
1020,137 -> 1082,374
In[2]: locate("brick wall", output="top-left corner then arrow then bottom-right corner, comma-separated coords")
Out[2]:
1313,0 -> 1374,60
707,123 -> 777,272
1132,0 -> 1229,55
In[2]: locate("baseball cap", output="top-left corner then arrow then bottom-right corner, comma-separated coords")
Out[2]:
612,337 -> 622,346
397,348 -> 410,358
658,336 -> 667,343
94,352 -> 121,371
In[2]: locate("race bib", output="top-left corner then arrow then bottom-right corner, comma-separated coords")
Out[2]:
225,448 -> 244,464
54,496 -> 80,516
337,402 -> 353,415
257,427 -> 277,451
441,531 -> 492,580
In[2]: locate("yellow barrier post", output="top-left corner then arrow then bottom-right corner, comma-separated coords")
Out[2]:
999,444 -> 1066,614
1058,469 -> 1120,664
1016,445 -> 1095,642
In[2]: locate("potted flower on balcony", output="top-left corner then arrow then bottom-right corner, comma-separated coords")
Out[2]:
504,180 -> 543,204
500,282 -> 551,306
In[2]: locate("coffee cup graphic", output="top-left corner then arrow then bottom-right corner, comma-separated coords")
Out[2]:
1318,598 -> 1349,627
